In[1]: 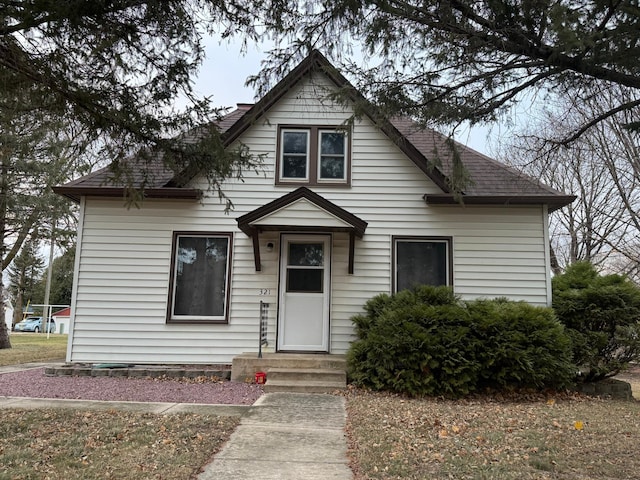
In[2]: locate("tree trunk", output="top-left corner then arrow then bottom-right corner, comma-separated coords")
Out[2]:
549,245 -> 562,276
0,151 -> 11,348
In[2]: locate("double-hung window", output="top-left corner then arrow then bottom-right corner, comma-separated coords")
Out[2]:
278,126 -> 350,185
393,237 -> 452,292
168,232 -> 232,323
281,130 -> 310,180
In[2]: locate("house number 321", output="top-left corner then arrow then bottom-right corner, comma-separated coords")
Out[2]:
259,289 -> 271,296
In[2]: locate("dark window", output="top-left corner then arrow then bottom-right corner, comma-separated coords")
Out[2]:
287,269 -> 324,293
394,238 -> 451,292
319,131 -> 346,180
286,242 -> 324,293
168,233 -> 232,323
277,126 -> 350,186
281,130 -> 309,179
288,242 -> 324,266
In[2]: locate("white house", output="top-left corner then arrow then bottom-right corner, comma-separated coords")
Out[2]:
54,51 -> 574,366
52,307 -> 71,335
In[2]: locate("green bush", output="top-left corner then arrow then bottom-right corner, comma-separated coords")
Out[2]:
347,286 -> 575,397
469,299 -> 574,390
552,262 -> 640,381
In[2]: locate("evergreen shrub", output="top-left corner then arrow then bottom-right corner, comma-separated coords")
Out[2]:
347,286 -> 574,396
552,262 -> 640,381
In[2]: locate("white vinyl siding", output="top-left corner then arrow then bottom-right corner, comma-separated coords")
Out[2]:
67,72 -> 551,364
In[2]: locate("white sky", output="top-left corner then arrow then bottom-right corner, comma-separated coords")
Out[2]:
194,39 -> 504,157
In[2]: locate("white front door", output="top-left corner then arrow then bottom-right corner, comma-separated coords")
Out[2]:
278,234 -> 330,352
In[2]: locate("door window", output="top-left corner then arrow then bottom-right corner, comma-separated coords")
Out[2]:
286,242 -> 324,293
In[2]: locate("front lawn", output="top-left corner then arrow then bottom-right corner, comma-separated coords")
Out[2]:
0,334 -> 68,366
346,388 -> 640,479
0,408 -> 238,480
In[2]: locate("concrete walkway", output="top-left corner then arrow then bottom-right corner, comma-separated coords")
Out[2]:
0,363 -> 353,479
198,392 -> 353,479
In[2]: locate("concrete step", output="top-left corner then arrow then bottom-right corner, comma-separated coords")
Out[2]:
267,367 -> 347,384
264,379 -> 347,394
231,353 -> 346,382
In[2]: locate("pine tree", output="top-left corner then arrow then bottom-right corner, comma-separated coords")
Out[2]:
249,0 -> 640,143
31,246 -> 76,309
0,2 -> 265,349
8,241 -> 45,328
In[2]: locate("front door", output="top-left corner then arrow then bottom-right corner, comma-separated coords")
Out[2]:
278,234 -> 330,352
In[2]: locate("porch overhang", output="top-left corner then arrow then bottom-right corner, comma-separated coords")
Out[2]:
237,187 -> 368,274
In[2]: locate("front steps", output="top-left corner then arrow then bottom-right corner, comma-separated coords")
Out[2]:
231,353 -> 347,393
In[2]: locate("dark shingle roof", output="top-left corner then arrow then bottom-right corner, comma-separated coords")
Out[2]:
53,152 -> 200,202
55,51 -> 574,210
391,117 -> 567,197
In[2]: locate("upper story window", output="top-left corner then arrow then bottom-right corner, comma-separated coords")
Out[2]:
277,125 -> 350,186
281,130 -> 310,180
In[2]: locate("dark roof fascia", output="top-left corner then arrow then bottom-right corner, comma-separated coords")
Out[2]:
221,53 -> 327,147
166,56 -> 325,187
52,186 -> 202,203
219,50 -> 451,193
424,194 -> 577,212
237,186 -> 368,237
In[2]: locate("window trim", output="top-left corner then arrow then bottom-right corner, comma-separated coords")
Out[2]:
276,125 -> 351,186
166,231 -> 233,324
392,236 -> 453,293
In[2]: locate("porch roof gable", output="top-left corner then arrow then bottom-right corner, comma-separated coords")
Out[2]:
237,187 -> 367,237
236,187 -> 368,273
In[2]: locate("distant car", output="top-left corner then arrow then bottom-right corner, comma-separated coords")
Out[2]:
14,317 -> 56,333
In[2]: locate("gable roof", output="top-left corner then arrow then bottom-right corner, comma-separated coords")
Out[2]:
237,187 -> 368,238
54,50 -> 575,210
237,186 -> 367,273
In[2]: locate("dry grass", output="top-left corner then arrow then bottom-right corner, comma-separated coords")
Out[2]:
346,387 -> 640,480
0,408 -> 239,480
0,334 -> 68,366
0,336 -> 245,480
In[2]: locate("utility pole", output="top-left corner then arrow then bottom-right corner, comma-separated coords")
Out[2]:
43,219 -> 55,338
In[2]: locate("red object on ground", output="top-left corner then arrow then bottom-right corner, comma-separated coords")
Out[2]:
255,371 -> 267,384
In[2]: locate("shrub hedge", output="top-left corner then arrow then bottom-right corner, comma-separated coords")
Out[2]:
347,286 -> 575,397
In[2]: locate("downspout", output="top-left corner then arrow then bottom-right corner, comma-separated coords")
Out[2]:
542,204 -> 553,307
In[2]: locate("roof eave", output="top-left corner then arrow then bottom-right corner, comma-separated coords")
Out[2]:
424,194 -> 577,212
52,186 -> 202,203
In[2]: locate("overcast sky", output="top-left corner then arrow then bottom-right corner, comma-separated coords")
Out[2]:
193,38 -> 504,157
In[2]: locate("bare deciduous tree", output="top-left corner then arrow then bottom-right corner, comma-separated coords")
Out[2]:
502,86 -> 640,279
